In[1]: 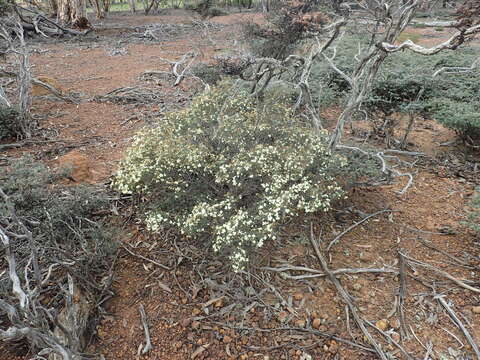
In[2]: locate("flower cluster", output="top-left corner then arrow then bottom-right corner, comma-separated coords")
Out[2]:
114,82 -> 347,270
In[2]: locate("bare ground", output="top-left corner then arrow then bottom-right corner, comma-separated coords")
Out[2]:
1,9 -> 480,360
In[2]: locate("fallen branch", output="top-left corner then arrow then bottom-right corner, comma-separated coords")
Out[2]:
327,209 -> 394,251
31,77 -> 79,104
138,304 -> 153,355
397,251 -> 410,340
158,51 -> 198,86
402,253 -> 480,294
262,265 -> 397,280
309,226 -> 388,360
381,24 -> 480,55
435,295 -> 480,360
121,244 -> 170,270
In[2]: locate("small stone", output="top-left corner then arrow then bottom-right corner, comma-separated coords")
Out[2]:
240,354 -> 248,360
390,318 -> 400,329
223,335 -> 232,343
192,308 -> 202,316
181,318 -> 192,327
375,319 -> 389,331
191,321 -> 201,329
294,319 -> 306,328
312,318 -> 322,329
328,340 -> 338,353
293,292 -> 304,301
472,306 -> 480,314
391,331 -> 400,343
278,311 -> 288,323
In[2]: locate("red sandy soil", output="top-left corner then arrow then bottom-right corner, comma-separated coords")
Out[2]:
1,9 -> 479,360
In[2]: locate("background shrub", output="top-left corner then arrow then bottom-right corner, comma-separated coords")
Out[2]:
115,82 -> 348,270
310,35 -> 480,142
0,157 -> 116,317
468,188 -> 480,235
0,106 -> 20,140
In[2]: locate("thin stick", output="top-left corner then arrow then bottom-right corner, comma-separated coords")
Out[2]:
121,244 -> 170,270
435,295 -> 480,359
139,304 -> 153,355
365,320 -> 415,360
262,265 -> 397,280
397,251 -> 409,340
402,253 -> 480,294
327,209 -> 394,251
309,226 -> 388,360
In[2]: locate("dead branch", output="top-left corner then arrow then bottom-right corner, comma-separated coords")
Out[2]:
397,251 -> 409,340
262,265 -> 397,280
158,51 -> 198,86
365,320 -> 414,360
31,78 -> 79,103
402,253 -> 480,294
139,304 -> 153,355
327,209 -> 394,251
309,226 -> 388,360
381,24 -> 480,55
121,243 -> 170,270
435,295 -> 480,359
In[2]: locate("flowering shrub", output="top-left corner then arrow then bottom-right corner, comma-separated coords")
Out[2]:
115,82 -> 347,270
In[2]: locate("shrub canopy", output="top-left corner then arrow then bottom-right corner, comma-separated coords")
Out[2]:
115,82 -> 347,269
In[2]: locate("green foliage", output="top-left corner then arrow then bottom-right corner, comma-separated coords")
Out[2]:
428,99 -> 480,140
191,62 -> 223,85
0,157 -> 116,305
114,82 -> 348,270
0,106 -> 20,140
0,0 -> 12,16
311,36 -> 480,140
468,189 -> 480,235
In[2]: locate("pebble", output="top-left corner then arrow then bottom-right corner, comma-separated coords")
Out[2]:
391,331 -> 401,343
312,318 -> 322,329
223,335 -> 232,343
473,306 -> 480,314
390,318 -> 401,329
294,319 -> 306,328
293,292 -> 304,301
375,319 -> 389,331
277,311 -> 288,323
191,321 -> 201,329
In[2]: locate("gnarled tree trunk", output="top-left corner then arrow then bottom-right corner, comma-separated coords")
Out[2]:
57,0 -> 89,28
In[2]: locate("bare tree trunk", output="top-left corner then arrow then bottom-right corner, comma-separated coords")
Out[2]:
91,0 -> 105,18
261,0 -> 269,12
47,0 -> 59,16
129,0 -> 136,12
329,0 -> 420,150
58,0 -> 89,27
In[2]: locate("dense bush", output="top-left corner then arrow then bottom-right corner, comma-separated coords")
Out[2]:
114,82 -> 348,270
190,62 -> 224,85
0,156 -> 115,316
0,105 -> 20,140
310,35 -> 480,141
0,0 -> 12,16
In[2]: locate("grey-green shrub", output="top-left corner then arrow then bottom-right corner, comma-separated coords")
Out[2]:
0,157 -> 116,309
114,82 -> 348,270
0,106 -> 20,140
468,188 -> 480,235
